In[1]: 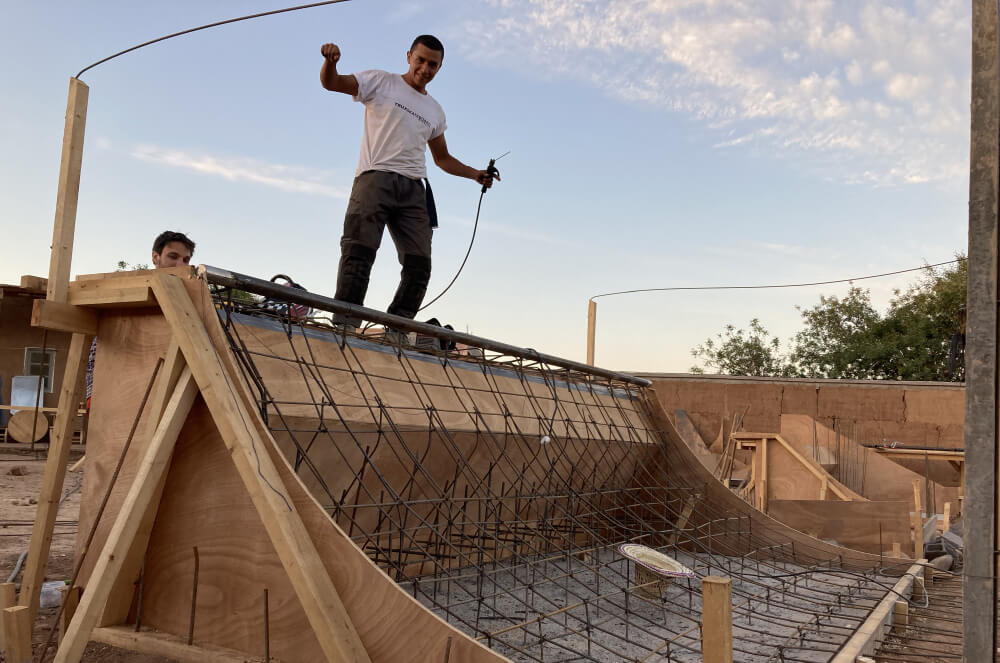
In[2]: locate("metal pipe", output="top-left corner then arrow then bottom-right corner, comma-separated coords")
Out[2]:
199,264 -> 652,388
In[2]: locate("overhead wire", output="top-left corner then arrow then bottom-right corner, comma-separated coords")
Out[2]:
76,0 -> 352,79
590,258 -> 963,300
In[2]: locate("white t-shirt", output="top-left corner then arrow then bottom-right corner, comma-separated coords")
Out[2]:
353,69 -> 447,180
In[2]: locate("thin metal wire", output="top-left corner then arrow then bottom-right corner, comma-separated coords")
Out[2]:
76,0 -> 351,79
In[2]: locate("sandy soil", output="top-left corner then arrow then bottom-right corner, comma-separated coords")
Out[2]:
1,450 -> 172,662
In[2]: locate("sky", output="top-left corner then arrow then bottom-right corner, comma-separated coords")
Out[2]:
0,0 -> 971,373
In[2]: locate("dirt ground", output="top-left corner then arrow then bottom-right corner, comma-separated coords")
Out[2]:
1,448 -> 172,662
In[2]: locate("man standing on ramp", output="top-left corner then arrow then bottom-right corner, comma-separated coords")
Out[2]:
320,35 -> 497,324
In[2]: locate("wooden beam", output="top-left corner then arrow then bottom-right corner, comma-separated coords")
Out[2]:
54,368 -> 198,663
830,560 -> 925,662
32,299 -> 98,335
67,284 -> 155,308
47,77 -> 89,303
60,586 -> 81,645
100,342 -> 185,626
586,300 -> 596,365
2,606 -> 32,663
150,272 -> 372,663
701,576 -> 733,663
0,583 -> 15,652
19,332 -> 91,623
667,496 -> 697,547
759,437 -> 768,512
92,626 -> 266,663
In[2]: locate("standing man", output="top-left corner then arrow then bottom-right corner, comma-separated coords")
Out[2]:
320,35 -> 497,323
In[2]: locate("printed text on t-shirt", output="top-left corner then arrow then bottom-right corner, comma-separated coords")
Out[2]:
394,102 -> 432,128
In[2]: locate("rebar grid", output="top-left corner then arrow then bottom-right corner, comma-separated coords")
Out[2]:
209,290 -> 959,662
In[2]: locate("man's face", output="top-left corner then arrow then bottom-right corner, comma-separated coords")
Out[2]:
406,43 -> 443,88
152,241 -> 193,268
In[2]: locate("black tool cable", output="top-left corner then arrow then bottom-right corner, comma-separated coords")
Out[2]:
420,152 -> 507,312
76,0 -> 351,79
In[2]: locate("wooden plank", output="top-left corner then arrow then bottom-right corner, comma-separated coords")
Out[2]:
829,560 -> 924,662
20,275 -> 48,291
701,576 -> 733,663
100,342 -> 185,627
892,600 -> 908,634
19,332 -> 91,623
55,368 -> 198,663
586,299 -> 596,365
767,500 -> 910,555
92,626 -> 266,663
67,285 -> 155,308
47,77 -> 89,303
667,496 -> 697,547
760,436 -> 769,512
3,606 -> 32,663
60,586 -> 81,644
32,299 -> 98,335
0,583 -> 16,652
150,272 -> 372,663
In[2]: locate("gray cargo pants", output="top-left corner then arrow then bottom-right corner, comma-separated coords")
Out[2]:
334,170 -> 433,321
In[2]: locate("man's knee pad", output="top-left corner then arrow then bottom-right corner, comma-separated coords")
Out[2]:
387,254 -> 432,319
335,244 -> 377,306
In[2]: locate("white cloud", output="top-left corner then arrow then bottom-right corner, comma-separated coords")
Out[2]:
130,145 -> 348,198
454,0 -> 971,187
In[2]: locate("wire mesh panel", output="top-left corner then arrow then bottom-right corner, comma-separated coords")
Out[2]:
206,280 -> 952,663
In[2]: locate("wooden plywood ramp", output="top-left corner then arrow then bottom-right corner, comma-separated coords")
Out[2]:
49,269 -> 505,663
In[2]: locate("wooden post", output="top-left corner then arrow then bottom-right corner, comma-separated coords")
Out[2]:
0,583 -> 16,652
941,502 -> 951,533
912,478 -> 922,517
2,606 -> 32,663
759,437 -> 768,513
892,600 -> 909,634
586,299 -> 596,365
911,477 -> 923,560
701,576 -> 733,663
47,77 -> 90,303
891,542 -> 901,558
19,332 -> 92,623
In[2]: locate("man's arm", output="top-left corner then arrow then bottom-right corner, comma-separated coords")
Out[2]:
428,134 -> 498,189
319,43 -> 359,96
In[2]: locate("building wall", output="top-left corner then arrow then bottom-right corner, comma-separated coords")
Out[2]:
0,287 -> 80,414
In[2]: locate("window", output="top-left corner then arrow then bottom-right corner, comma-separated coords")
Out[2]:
24,348 -> 57,393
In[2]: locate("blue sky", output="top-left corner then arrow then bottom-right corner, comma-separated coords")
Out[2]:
0,1 -> 970,372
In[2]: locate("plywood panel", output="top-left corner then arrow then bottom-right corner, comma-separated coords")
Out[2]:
768,500 -> 910,554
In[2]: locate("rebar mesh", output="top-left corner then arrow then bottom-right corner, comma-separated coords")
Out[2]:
207,284 -> 960,662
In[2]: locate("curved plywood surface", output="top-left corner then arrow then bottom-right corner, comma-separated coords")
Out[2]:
76,272 -> 885,663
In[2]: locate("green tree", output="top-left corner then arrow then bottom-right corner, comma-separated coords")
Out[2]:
690,318 -> 795,377
690,257 -> 967,381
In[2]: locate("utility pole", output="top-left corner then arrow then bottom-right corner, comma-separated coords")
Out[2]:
963,1 -> 999,660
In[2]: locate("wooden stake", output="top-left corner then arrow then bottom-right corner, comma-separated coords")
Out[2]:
759,437 -> 768,513
2,606 -> 32,663
912,478 -> 922,517
891,542 -> 901,558
701,576 -> 733,663
586,300 -> 596,365
0,582 -> 16,652
47,77 -> 89,303
941,502 -> 951,532
54,368 -> 198,663
20,331 -> 91,623
892,600 -> 909,634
